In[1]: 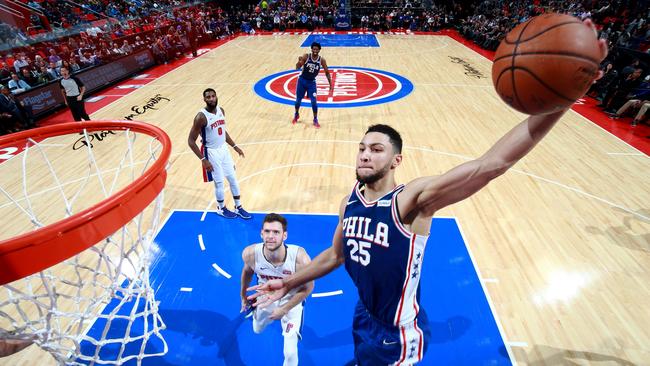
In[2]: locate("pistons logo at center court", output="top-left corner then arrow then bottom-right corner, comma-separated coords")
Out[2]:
254,66 -> 413,108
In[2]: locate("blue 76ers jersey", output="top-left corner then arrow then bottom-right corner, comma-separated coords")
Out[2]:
343,182 -> 429,326
300,54 -> 321,81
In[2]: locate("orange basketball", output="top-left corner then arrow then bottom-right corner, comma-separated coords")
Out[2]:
491,13 -> 601,115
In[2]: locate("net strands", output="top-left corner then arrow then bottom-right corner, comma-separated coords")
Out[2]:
0,123 -> 168,365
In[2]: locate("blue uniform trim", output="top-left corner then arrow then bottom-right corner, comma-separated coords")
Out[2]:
200,126 -> 213,182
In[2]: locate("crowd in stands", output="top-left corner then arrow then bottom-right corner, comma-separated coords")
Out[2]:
1,0 -> 648,135
457,0 -> 648,125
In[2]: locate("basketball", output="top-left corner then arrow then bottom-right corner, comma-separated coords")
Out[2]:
491,13 -> 601,115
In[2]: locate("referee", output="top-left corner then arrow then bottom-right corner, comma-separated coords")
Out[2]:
59,66 -> 90,121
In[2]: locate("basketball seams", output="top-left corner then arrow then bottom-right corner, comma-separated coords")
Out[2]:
510,18 -> 535,114
504,20 -> 584,44
509,66 -> 576,102
493,51 -> 600,66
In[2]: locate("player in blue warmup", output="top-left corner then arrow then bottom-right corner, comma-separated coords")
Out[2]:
292,42 -> 332,128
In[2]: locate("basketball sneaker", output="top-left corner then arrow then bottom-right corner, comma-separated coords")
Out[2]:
235,206 -> 252,219
217,207 -> 237,219
292,113 -> 299,124
313,117 -> 320,128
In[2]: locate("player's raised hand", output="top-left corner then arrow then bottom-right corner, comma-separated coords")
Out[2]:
247,279 -> 287,308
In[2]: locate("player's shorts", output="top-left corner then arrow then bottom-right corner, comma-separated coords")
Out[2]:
352,301 -> 430,365
295,76 -> 317,101
253,299 -> 304,339
203,144 -> 235,183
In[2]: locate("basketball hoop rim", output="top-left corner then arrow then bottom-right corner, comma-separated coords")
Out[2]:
0,121 -> 171,286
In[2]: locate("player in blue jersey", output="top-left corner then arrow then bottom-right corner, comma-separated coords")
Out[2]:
252,20 -> 607,366
292,42 -> 332,128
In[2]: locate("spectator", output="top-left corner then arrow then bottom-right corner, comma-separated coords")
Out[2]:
13,54 -> 29,73
7,73 -> 31,94
36,65 -> 54,84
0,85 -> 34,129
69,58 -> 81,73
48,49 -> 62,67
0,62 -> 11,80
20,68 -> 38,87
46,62 -> 61,80
121,40 -> 134,55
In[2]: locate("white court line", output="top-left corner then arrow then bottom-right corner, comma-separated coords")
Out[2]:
3,138 -> 646,223
198,234 -> 206,251
312,290 -> 343,298
606,152 -> 645,156
509,168 -> 649,222
200,162 -> 355,221
231,32 -> 450,57
448,31 -> 648,158
455,217 -> 517,365
180,287 -> 193,292
507,342 -> 529,348
481,278 -> 499,283
212,263 -> 232,279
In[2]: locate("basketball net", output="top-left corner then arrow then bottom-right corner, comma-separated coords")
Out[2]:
0,122 -> 169,365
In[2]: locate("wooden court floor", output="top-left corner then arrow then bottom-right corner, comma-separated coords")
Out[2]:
1,34 -> 649,365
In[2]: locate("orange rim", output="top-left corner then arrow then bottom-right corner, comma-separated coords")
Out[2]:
0,121 -> 171,285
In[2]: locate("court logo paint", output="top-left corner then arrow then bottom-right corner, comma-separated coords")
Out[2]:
254,66 -> 413,108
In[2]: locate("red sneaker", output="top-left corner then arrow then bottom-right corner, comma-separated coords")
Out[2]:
292,113 -> 299,124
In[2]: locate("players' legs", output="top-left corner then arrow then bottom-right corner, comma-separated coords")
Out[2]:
294,78 -> 307,118
222,150 -> 250,219
208,148 -> 226,209
352,301 -> 430,365
283,333 -> 299,366
252,301 -> 278,334
306,80 -> 318,122
281,303 -> 304,366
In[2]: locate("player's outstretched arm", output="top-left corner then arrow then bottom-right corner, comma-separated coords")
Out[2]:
399,24 -> 608,218
400,109 -> 568,217
248,196 -> 347,307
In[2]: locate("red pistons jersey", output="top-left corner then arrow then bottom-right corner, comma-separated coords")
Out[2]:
343,181 -> 429,326
254,244 -> 300,300
200,106 -> 226,149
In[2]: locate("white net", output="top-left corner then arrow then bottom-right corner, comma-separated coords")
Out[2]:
0,124 -> 168,365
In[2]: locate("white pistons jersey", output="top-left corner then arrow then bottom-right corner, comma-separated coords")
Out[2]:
200,106 -> 226,149
254,244 -> 300,300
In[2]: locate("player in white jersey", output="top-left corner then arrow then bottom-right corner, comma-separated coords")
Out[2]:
188,88 -> 251,219
240,213 -> 313,366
